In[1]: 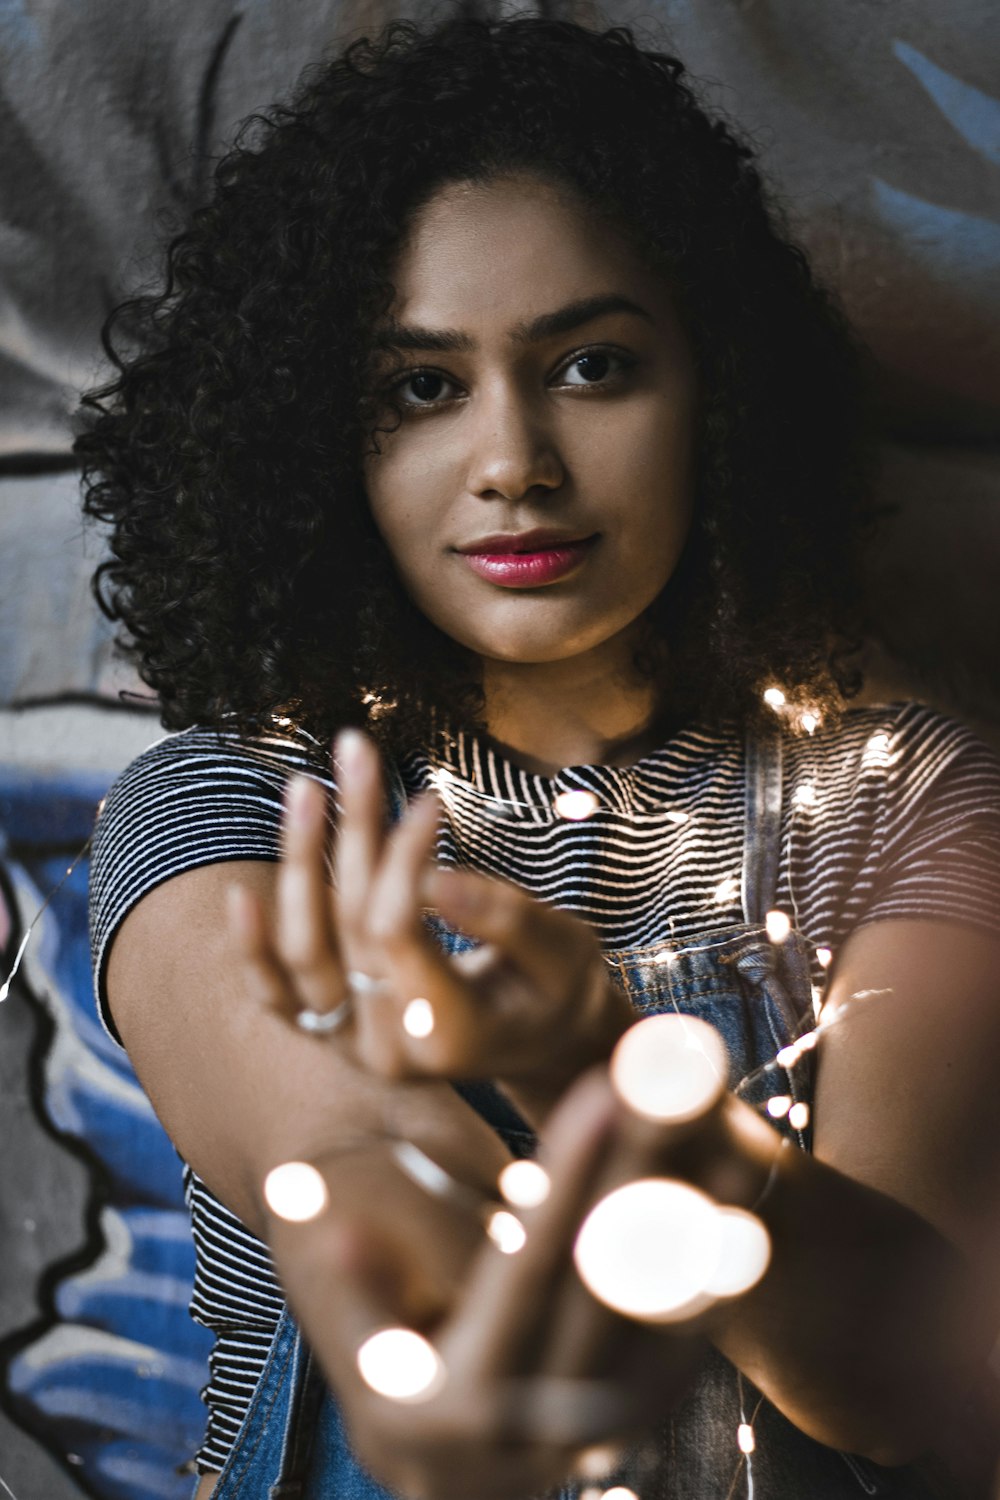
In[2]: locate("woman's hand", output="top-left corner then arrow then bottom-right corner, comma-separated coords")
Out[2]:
268,1068 -> 710,1500
229,729 -> 633,1125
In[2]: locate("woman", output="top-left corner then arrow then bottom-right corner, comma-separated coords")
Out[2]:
78,16 -> 1000,1499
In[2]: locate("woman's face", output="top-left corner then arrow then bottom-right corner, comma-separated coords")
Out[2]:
363,173 -> 698,672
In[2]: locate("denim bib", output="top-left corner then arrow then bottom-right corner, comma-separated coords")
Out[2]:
205,728 -> 937,1499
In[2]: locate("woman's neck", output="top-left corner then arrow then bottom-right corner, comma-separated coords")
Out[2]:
480,642 -> 668,777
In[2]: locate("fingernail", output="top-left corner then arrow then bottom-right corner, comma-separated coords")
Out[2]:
335,729 -> 366,781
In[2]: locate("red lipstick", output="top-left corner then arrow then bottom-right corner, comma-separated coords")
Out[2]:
457,530 -> 597,588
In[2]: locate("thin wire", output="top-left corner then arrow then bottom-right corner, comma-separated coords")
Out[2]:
734,985 -> 892,1103
0,836 -> 93,1002
0,1469 -> 20,1499
723,1377 -> 766,1500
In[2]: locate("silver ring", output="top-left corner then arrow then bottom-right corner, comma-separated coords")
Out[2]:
296,998 -> 354,1035
390,1140 -> 492,1214
346,969 -> 391,998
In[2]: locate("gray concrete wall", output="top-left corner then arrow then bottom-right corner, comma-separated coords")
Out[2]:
0,2 -> 997,1494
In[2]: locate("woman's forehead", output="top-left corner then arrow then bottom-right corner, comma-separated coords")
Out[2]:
385,173 -> 675,340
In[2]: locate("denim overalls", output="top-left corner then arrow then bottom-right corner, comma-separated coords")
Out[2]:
205,728 -> 938,1499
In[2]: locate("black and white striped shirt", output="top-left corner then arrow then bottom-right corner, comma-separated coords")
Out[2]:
89,703 -> 1000,1471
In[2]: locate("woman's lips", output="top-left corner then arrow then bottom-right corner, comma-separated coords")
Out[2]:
459,537 -> 597,587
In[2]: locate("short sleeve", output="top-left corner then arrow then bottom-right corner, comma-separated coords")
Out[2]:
860,706 -> 1000,936
88,725 -> 328,1045
780,704 -> 1000,950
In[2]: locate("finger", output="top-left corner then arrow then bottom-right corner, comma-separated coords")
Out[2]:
442,1068 -> 620,1379
226,883 -> 297,1017
423,868 -> 595,1001
275,1213 -> 437,1404
425,870 -> 634,1069
536,1235 -> 707,1388
368,789 -> 444,953
276,774 -> 348,1017
418,870 -> 634,1095
333,730 -> 389,965
360,793 -> 490,1077
535,1042 -> 736,1379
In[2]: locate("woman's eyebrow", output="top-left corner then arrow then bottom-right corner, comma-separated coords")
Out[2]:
375,294 -> 654,354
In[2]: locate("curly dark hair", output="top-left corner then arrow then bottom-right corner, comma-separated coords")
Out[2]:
77,14 -> 874,754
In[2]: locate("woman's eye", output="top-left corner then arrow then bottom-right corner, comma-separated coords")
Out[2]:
388,349 -> 632,410
394,370 -> 460,407
558,349 -> 633,387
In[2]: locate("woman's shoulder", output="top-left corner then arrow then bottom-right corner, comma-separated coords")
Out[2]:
787,700 -> 998,785
90,720 -> 337,897
88,723 -> 337,1030
110,720 -> 327,786
97,721 -> 330,825
784,699 -> 1000,859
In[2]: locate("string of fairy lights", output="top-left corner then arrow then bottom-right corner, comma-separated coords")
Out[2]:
263,688 -> 896,1498
265,944 -> 875,1500
0,688 -> 902,1499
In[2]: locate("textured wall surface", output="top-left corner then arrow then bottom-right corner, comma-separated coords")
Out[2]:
0,1 -> 997,1494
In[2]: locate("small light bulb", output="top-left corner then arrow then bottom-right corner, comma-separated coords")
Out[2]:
794,782 -> 817,808
263,1162 -> 328,1223
574,1445 -> 621,1480
714,876 -> 739,905
867,732 -> 890,755
574,1178 -> 722,1321
763,687 -> 786,709
498,1159 -> 551,1209
776,1044 -> 800,1068
553,789 -> 600,821
600,1489 -> 640,1500
766,1095 -> 791,1119
705,1208 -> 771,1297
737,1423 -> 756,1454
486,1208 -> 527,1255
611,1014 -> 727,1124
765,910 -> 791,944
788,1102 -> 810,1130
653,947 -> 677,966
816,946 -> 833,969
403,998 -> 435,1038
666,809 -> 690,825
801,711 -> 819,735
357,1328 -> 444,1402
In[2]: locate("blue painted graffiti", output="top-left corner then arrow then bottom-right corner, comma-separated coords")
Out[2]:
0,768 -> 211,1500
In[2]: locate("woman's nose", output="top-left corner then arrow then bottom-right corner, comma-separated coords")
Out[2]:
465,386 -> 565,501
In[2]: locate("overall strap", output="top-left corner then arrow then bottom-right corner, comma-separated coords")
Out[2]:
271,1335 -> 326,1495
740,719 -> 783,926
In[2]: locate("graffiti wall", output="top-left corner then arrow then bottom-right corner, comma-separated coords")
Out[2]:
0,0 -> 997,1494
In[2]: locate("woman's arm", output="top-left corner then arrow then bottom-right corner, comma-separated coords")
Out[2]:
667,917 -> 1000,1483
533,914 -> 1000,1486
110,855 -> 714,1500
106,857 -> 511,1248
214,732 -> 998,1480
